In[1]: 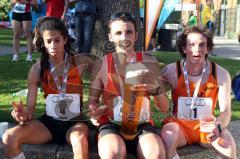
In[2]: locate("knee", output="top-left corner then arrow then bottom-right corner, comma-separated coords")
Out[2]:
99,149 -> 126,159
98,142 -> 126,159
139,135 -> 166,159
2,129 -> 20,149
71,133 -> 88,150
23,32 -> 32,39
13,33 -> 21,40
141,145 -> 165,159
160,123 -> 181,148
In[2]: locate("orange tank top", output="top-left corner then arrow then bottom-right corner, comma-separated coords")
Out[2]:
41,62 -> 83,105
172,61 -> 219,116
99,53 -> 153,125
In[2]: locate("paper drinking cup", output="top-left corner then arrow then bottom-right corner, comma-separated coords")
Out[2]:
199,115 -> 216,143
0,122 -> 8,138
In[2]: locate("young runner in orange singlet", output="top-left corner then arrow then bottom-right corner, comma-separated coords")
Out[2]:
2,17 -> 93,159
88,12 -> 169,158
160,26 -> 237,159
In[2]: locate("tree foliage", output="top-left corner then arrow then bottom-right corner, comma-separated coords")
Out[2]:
0,0 -> 11,20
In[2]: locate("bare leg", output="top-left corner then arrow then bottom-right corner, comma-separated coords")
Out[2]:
12,20 -> 22,56
66,122 -> 89,159
160,123 -> 187,159
2,120 -> 52,158
98,134 -> 126,159
137,133 -> 166,159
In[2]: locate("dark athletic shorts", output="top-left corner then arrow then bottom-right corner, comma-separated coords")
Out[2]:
38,114 -> 86,144
97,122 -> 159,155
12,12 -> 32,21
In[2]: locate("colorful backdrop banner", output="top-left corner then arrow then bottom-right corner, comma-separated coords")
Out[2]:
145,0 -> 164,50
157,0 -> 180,30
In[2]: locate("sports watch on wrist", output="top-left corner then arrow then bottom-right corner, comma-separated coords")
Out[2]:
217,123 -> 223,134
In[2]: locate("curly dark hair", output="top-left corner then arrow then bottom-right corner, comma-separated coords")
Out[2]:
33,16 -> 72,82
176,26 -> 214,58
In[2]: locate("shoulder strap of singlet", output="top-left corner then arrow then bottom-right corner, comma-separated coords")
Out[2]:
107,53 -> 113,74
211,61 -> 216,79
176,61 -> 182,79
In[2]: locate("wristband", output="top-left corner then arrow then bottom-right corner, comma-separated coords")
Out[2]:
217,123 -> 223,134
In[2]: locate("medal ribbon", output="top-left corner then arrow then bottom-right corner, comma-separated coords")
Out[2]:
50,53 -> 70,100
183,60 -> 206,118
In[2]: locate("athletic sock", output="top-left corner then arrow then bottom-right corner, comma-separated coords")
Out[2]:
172,154 -> 180,159
11,152 -> 25,159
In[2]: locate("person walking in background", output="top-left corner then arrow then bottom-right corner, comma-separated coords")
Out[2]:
42,0 -> 69,21
10,0 -> 37,62
160,26 -> 237,159
71,0 -> 97,53
2,17 -> 93,159
201,0 -> 215,32
188,10 -> 197,27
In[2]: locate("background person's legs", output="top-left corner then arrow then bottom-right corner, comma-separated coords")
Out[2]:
12,20 -> 22,61
22,20 -> 33,61
75,13 -> 84,53
82,14 -> 96,53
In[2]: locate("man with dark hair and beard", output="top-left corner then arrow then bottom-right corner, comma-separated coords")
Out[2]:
87,12 -> 169,158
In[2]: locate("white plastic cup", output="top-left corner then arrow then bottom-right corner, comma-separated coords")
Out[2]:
0,122 -> 9,138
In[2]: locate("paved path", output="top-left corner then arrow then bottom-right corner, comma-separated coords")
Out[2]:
0,45 -> 26,56
1,36 -> 240,60
212,36 -> 240,60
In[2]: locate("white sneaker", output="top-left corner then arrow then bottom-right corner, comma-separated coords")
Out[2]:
12,54 -> 20,62
26,54 -> 33,62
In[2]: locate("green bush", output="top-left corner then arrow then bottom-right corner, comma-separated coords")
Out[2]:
0,0 -> 11,20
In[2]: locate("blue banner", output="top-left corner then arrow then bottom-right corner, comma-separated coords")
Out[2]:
157,0 -> 180,30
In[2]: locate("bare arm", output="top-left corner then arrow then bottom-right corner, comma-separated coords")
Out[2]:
142,53 -> 169,113
10,0 -> 18,7
88,58 -> 103,107
216,65 -> 232,128
26,62 -> 41,120
11,62 -> 40,124
30,0 -> 38,6
61,0 -> 69,21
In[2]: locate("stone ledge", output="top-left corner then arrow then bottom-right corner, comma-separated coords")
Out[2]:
0,121 -> 239,159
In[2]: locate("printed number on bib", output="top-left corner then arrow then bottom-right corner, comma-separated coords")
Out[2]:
177,97 -> 212,120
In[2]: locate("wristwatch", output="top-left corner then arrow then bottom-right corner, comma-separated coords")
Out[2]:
217,123 -> 223,134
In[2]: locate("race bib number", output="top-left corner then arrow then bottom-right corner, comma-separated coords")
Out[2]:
46,94 -> 81,120
177,97 -> 213,120
113,96 -> 150,122
13,3 -> 27,13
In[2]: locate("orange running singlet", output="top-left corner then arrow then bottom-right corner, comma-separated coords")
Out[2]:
164,61 -> 219,144
98,53 -> 153,126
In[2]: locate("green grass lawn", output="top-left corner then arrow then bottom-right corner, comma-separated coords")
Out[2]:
0,51 -> 239,126
0,28 -> 26,46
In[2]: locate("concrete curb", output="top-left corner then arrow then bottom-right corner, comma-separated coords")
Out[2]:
0,120 -> 239,159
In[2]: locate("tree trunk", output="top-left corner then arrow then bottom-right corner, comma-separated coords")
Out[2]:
92,0 -> 142,57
